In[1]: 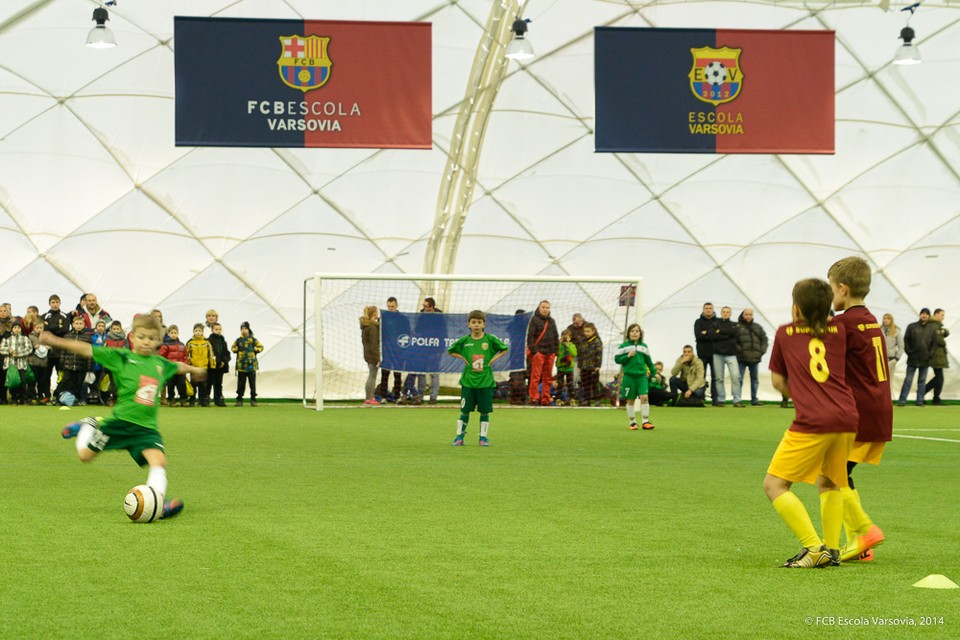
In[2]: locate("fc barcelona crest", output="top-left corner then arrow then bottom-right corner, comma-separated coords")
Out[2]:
689,46 -> 743,106
278,35 -> 332,92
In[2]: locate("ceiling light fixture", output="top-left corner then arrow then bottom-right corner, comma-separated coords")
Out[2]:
505,18 -> 534,61
86,5 -> 117,49
893,3 -> 921,66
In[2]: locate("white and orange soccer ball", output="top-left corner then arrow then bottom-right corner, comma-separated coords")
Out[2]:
123,485 -> 163,523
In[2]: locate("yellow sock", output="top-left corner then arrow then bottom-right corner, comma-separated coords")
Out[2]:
841,487 -> 873,538
772,492 -> 821,550
820,490 -> 843,550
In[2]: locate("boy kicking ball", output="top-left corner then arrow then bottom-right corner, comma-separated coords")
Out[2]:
41,314 -> 206,520
448,310 -> 508,446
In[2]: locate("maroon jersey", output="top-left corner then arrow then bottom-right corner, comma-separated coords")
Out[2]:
834,306 -> 893,442
769,319 -> 858,435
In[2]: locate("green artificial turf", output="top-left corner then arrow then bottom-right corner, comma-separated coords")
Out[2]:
1,403 -> 957,639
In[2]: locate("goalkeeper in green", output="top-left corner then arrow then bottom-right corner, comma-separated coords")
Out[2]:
614,323 -> 656,430
448,310 -> 508,447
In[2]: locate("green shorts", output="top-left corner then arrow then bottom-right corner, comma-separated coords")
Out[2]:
619,372 -> 649,400
461,386 -> 494,414
90,417 -> 165,467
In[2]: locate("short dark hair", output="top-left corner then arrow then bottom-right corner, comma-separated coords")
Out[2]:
387,296 -> 397,304
468,310 -> 486,322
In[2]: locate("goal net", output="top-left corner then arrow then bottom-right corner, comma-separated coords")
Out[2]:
303,274 -> 642,409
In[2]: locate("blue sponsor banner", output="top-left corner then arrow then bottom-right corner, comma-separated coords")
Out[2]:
380,312 -> 530,373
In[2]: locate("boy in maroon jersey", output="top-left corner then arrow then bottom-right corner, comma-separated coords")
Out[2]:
828,257 -> 890,562
763,279 -> 859,568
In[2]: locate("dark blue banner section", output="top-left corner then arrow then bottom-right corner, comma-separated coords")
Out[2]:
380,312 -> 530,373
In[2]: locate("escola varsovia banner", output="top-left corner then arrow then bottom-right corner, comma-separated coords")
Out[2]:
594,27 -> 835,154
174,17 -> 432,149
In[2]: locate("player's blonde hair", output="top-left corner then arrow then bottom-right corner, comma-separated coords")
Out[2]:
359,305 -> 378,326
792,279 -> 833,337
828,256 -> 871,299
131,313 -> 162,334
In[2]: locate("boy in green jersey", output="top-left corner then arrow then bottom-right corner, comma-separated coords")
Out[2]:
614,323 -> 656,430
447,310 -> 508,446
41,313 -> 207,520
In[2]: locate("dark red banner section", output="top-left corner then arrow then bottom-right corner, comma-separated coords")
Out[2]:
715,30 -> 834,154
175,17 -> 432,149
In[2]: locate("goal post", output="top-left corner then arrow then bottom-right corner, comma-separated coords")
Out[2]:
302,274 -> 643,410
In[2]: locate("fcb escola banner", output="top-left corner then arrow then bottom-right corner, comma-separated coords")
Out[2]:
595,27 -> 835,154
174,17 -> 432,149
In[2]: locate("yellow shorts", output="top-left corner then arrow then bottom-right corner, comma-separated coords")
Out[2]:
767,430 -> 855,487
849,440 -> 886,466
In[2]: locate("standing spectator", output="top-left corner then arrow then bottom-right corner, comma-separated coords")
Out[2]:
160,325 -> 189,407
1,321 -> 34,404
186,323 -> 216,407
360,306 -> 382,405
898,308 -> 937,406
21,306 -> 43,334
555,329 -> 578,405
151,309 -> 169,342
232,321 -> 264,407
736,308 -> 769,406
0,303 -> 12,403
68,294 -> 88,323
578,322 -> 603,406
207,322 -> 230,407
711,306 -> 742,407
207,322 -> 231,407
43,294 -> 71,380
205,309 -> 219,332
527,300 -> 559,405
566,313 -> 587,392
881,313 -> 904,373
417,297 -> 442,404
694,302 -> 718,404
27,323 -> 51,403
53,315 -> 92,405
670,345 -> 706,406
377,297 -> 403,402
924,309 -> 949,406
81,294 -> 111,330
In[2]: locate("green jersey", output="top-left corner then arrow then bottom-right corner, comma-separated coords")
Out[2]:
447,333 -> 508,388
614,340 -> 654,377
93,346 -> 179,430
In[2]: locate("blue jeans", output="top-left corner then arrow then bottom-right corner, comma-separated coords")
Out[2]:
713,354 -> 741,403
737,361 -> 760,404
898,364 -> 928,405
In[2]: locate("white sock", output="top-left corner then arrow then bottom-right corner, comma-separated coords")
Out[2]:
641,400 -> 650,423
479,421 -> 489,438
626,403 -> 636,423
76,419 -> 98,453
147,466 -> 168,497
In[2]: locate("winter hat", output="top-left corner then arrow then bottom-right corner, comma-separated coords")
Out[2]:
241,321 -> 251,330
920,308 -> 931,316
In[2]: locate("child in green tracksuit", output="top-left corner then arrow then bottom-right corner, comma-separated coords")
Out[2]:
614,323 -> 656,431
447,310 -> 508,447
556,329 -> 578,405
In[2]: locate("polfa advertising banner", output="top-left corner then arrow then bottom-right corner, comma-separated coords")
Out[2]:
380,312 -> 530,374
595,27 -> 834,154
174,17 -> 432,149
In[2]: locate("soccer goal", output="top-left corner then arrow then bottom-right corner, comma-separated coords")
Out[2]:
302,274 -> 642,410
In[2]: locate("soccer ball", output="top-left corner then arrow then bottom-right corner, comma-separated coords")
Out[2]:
124,485 -> 163,523
703,61 -> 727,86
